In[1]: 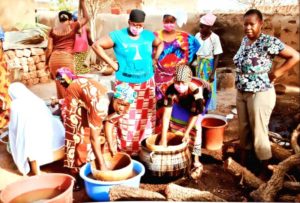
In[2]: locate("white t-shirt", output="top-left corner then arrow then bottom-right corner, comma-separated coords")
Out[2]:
195,32 -> 223,59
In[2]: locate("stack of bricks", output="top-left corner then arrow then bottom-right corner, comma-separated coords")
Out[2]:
4,48 -> 50,86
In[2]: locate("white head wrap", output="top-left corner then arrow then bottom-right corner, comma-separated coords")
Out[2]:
200,13 -> 217,26
164,9 -> 188,28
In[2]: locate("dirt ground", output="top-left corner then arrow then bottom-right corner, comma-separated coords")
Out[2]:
0,79 -> 299,202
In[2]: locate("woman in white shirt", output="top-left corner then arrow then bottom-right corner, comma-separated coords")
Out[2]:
8,82 -> 65,175
195,13 -> 223,111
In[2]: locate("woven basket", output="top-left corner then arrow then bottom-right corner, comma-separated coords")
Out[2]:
139,138 -> 191,177
145,132 -> 187,152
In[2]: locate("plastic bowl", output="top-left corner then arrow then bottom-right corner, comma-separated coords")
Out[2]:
80,160 -> 145,201
91,152 -> 133,181
0,173 -> 75,203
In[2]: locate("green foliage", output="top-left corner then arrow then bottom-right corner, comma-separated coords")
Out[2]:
49,0 -> 77,12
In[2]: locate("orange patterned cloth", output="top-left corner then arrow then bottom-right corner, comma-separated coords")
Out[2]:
62,78 -> 110,171
0,48 -> 10,128
49,51 -> 75,99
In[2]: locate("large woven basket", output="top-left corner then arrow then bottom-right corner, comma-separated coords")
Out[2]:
139,137 -> 191,177
145,132 -> 187,152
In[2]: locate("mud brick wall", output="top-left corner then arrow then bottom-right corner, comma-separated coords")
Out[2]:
0,0 -> 35,31
4,48 -> 50,86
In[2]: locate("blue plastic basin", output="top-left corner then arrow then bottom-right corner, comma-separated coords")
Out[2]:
80,160 -> 145,201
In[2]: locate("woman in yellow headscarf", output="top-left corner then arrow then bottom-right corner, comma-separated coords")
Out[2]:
0,26 -> 10,129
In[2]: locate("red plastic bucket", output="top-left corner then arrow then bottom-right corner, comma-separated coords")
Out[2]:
202,114 -> 227,150
0,173 -> 75,203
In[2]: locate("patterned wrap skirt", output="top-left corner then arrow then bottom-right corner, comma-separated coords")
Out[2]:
195,57 -> 217,111
63,106 -> 94,172
49,51 -> 75,99
169,103 -> 203,156
74,52 -> 90,74
114,77 -> 156,156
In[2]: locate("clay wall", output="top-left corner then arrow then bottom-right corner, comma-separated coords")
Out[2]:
37,10 -> 299,86
0,0 -> 35,31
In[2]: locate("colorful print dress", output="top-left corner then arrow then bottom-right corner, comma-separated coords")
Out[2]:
233,33 -> 285,92
62,78 -> 110,171
154,30 -> 200,101
109,28 -> 157,155
163,78 -> 210,156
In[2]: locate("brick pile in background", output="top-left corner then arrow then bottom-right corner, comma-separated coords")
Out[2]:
4,48 -> 50,86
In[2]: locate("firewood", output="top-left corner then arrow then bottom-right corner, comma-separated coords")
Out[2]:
165,183 -> 225,202
109,185 -> 166,201
201,148 -> 223,161
278,194 -> 297,202
283,181 -> 300,191
291,124 -> 300,153
296,194 -> 300,202
224,157 -> 264,189
250,153 -> 300,202
271,142 -> 293,161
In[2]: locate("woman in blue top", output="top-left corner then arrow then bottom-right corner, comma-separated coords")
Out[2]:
233,9 -> 299,176
92,9 -> 163,156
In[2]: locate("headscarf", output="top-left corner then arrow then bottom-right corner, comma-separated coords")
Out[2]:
0,26 -> 5,41
56,67 -> 79,84
200,13 -> 217,26
114,83 -> 137,104
164,9 -> 188,27
175,64 -> 192,83
129,9 -> 146,23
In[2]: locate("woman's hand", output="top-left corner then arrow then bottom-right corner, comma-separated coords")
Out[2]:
159,137 -> 168,147
208,73 -> 214,82
50,97 -> 59,107
182,133 -> 189,143
112,61 -> 119,71
268,72 -> 277,84
108,143 -> 117,157
152,58 -> 158,71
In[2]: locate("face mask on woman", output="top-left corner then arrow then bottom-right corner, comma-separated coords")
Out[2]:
163,23 -> 176,32
129,26 -> 143,36
174,83 -> 189,94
